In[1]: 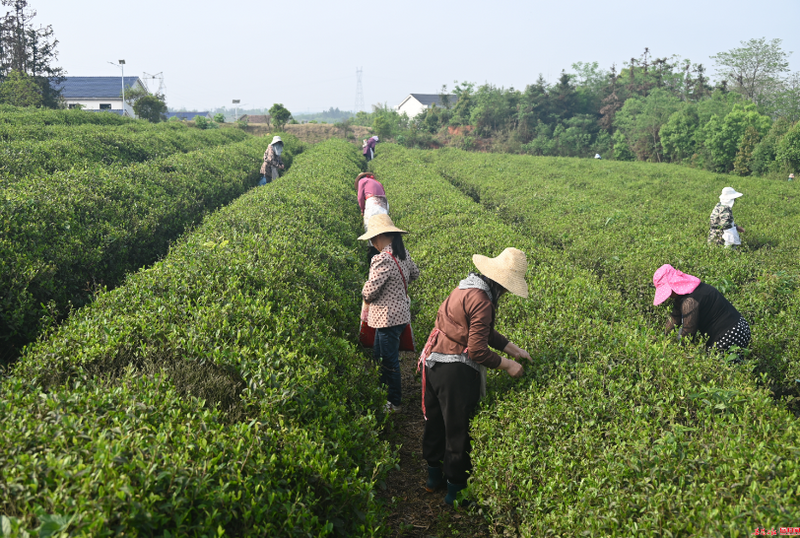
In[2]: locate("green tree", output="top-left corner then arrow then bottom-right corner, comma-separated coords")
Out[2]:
660,107 -> 699,162
213,113 -> 225,123
703,104 -> 771,172
711,37 -> 791,105
269,103 -> 292,130
775,121 -> 800,173
0,0 -> 65,107
0,67 -> 41,106
732,125 -> 760,176
614,88 -> 681,161
751,118 -> 793,175
133,94 -> 166,123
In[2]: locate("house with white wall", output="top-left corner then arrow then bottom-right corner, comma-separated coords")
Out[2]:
395,93 -> 457,118
59,76 -> 147,117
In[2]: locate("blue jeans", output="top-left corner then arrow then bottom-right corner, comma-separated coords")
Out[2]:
374,324 -> 404,406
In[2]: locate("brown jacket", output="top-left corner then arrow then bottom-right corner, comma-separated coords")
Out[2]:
430,288 -> 509,369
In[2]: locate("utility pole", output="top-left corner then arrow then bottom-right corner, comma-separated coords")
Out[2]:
354,67 -> 364,113
109,59 -> 126,115
232,99 -> 240,122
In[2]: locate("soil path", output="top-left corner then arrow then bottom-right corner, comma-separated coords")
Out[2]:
375,351 -> 492,538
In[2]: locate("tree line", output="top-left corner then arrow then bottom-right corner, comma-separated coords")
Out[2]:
355,39 -> 800,177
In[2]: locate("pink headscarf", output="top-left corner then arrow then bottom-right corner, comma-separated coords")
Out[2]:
652,264 -> 701,305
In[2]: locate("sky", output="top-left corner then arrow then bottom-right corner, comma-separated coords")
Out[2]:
30,0 -> 800,113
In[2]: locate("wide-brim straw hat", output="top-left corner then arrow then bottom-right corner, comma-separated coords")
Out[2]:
271,135 -> 283,145
719,187 -> 743,203
472,248 -> 529,298
357,214 -> 407,241
652,264 -> 701,305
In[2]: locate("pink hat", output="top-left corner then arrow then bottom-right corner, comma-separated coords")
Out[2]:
652,264 -> 701,305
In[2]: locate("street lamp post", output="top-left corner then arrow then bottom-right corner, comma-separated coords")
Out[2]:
232,99 -> 240,122
109,59 -> 126,115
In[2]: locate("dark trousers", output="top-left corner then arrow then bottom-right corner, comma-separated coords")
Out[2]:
422,362 -> 481,485
374,324 -> 404,406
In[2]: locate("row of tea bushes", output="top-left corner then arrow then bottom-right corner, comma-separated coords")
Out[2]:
1,139 -> 395,536
371,144 -> 799,536
428,149 -> 800,406
0,134 -> 303,364
0,104 -> 133,127
0,122 -> 249,180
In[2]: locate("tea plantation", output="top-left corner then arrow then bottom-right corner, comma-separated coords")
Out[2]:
371,144 -> 800,536
1,112 -> 303,364
1,139 -> 394,536
1,120 -> 798,537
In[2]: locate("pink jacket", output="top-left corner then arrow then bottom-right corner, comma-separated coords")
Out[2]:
357,177 -> 386,212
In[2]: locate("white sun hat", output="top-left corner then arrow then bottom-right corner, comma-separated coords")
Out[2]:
719,187 -> 743,203
472,248 -> 529,298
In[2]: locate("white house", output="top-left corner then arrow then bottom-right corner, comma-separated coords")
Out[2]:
59,76 -> 147,117
395,93 -> 457,118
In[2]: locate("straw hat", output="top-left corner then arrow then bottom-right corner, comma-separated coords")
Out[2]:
719,187 -> 743,203
472,248 -> 529,298
652,264 -> 701,305
357,214 -> 407,241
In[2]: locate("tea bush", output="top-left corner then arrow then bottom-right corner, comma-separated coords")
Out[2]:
371,144 -> 800,536
0,134 -> 304,364
0,104 -> 134,127
429,149 -> 800,404
0,122 -> 249,181
1,139 -> 395,536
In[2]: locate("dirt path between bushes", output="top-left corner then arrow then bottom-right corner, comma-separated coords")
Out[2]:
375,351 -> 492,538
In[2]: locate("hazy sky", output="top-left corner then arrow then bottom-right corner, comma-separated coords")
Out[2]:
31,0 -> 800,113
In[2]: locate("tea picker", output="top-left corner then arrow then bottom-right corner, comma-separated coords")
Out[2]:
653,264 -> 751,362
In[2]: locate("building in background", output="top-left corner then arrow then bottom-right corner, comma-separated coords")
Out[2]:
395,93 -> 457,118
165,111 -> 211,121
59,76 -> 147,116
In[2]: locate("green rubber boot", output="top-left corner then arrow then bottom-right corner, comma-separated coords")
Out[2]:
425,465 -> 444,492
444,481 -> 468,507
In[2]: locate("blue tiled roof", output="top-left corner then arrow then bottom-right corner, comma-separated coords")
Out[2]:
165,111 -> 210,120
58,77 -> 142,99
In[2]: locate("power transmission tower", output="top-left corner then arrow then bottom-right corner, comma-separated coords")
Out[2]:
142,72 -> 165,95
354,67 -> 364,113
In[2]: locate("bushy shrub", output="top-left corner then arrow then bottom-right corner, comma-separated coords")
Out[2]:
1,140 -> 394,536
0,134 -> 304,364
371,144 -> 800,535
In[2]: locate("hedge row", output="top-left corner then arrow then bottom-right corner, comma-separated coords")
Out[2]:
0,122 -> 249,180
1,139 -> 395,536
0,104 -> 133,127
0,134 -> 303,364
429,149 -> 800,404
371,144 -> 799,536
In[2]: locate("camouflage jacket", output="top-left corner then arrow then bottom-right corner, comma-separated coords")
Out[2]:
260,144 -> 284,174
707,203 -> 734,245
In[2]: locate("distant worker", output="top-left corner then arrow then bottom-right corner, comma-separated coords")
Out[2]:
260,136 -> 285,183
363,135 -> 379,161
789,173 -> 795,182
356,172 -> 389,265
653,264 -> 751,360
594,153 -> 602,159
418,248 -> 533,507
708,187 -> 745,248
